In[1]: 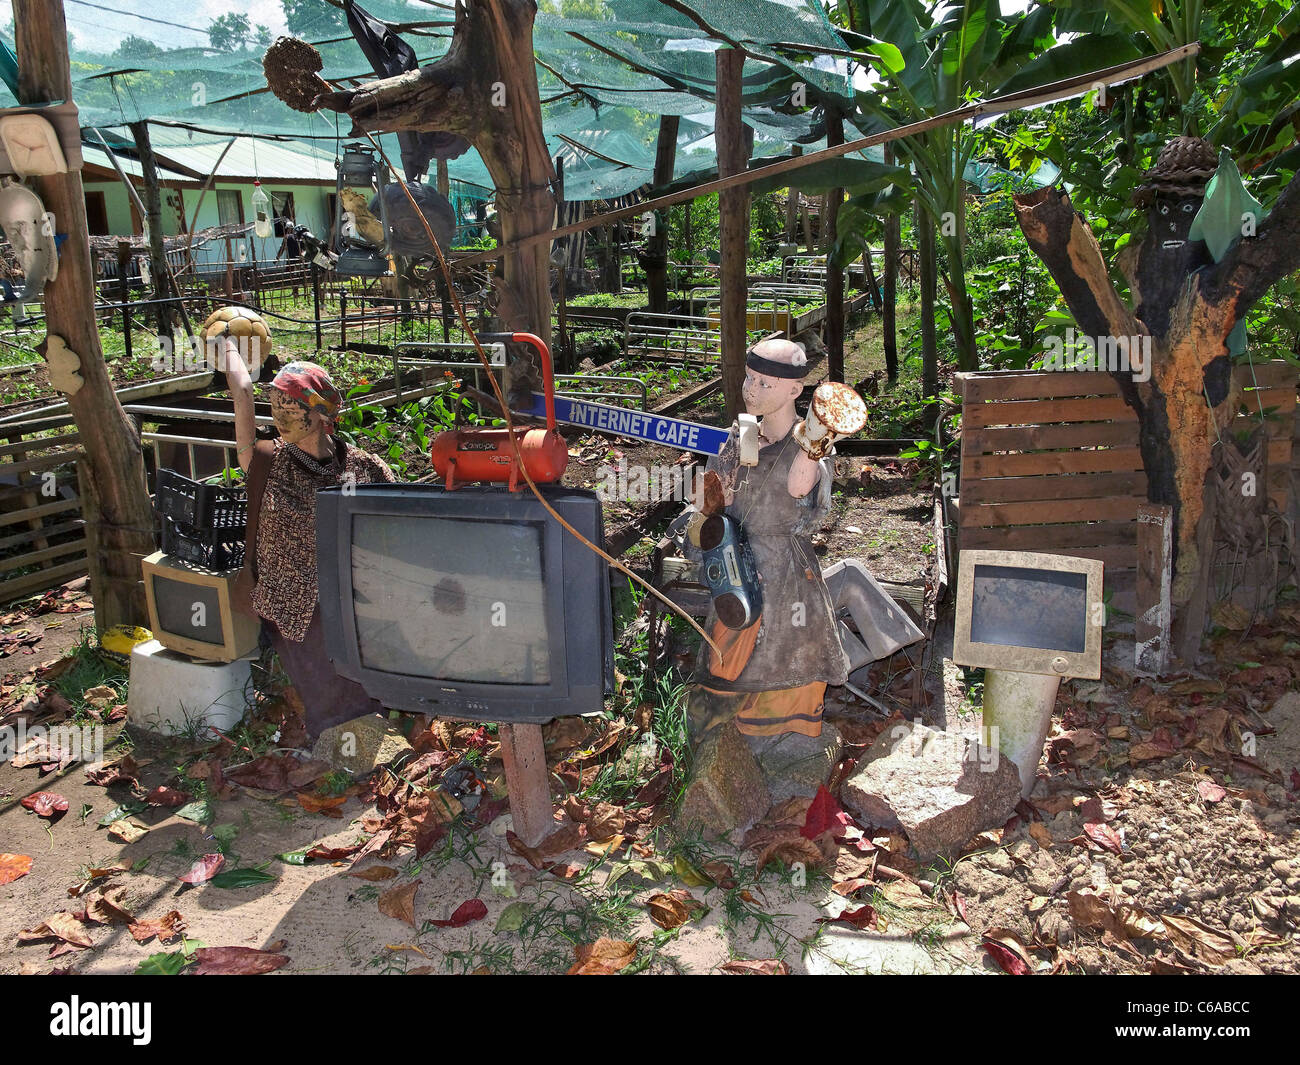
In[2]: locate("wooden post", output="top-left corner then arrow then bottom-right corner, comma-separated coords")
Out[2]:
882,144 -> 899,384
715,45 -> 749,422
14,0 -> 155,626
917,202 -> 938,400
116,242 -> 132,364
825,109 -> 845,383
1135,503 -> 1173,675
646,114 -> 679,315
127,121 -> 179,340
498,722 -> 552,846
436,158 -> 450,199
785,146 -> 801,243
311,261 -> 323,350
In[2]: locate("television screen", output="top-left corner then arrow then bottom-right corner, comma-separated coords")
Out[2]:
151,573 -> 225,646
970,563 -> 1088,654
317,484 -> 613,722
352,515 -> 551,685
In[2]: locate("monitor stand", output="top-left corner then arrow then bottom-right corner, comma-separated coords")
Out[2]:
498,722 -> 553,847
982,668 -> 1062,799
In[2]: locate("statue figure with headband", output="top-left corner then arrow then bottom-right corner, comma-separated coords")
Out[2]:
676,338 -> 883,834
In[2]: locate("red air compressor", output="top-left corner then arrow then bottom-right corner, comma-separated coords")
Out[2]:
429,332 -> 569,492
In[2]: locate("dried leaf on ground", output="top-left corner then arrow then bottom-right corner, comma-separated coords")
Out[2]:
193,946 -> 289,975
719,959 -> 789,975
430,899 -> 488,928
19,912 -> 92,949
107,818 -> 147,844
127,911 -> 186,945
646,890 -> 705,930
0,853 -> 32,885
568,937 -> 636,975
378,882 -> 418,927
20,791 -> 69,819
145,786 -> 191,807
1067,890 -> 1165,942
348,865 -> 399,881
817,904 -> 878,930
754,833 -> 827,873
1196,779 -> 1227,803
296,792 -> 347,816
1028,823 -> 1054,849
178,854 -> 225,885
1079,821 -> 1123,855
983,939 -> 1033,975
1159,914 -> 1237,966
83,886 -> 135,926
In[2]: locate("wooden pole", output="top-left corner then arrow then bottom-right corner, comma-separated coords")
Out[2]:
785,146 -> 801,243
1135,503 -> 1173,676
15,0 -> 154,625
127,122 -> 178,339
436,158 -> 450,199
825,109 -> 845,383
647,114 -> 679,315
883,145 -> 899,384
715,45 -> 749,422
498,722 -> 552,847
917,202 -> 938,400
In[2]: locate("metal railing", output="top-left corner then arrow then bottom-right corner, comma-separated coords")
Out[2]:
392,341 -> 505,403
554,374 -> 648,411
624,312 -> 722,366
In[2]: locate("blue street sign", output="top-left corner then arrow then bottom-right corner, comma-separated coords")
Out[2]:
520,392 -> 731,456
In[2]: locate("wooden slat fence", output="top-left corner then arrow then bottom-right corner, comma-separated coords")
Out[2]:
957,363 -> 1298,576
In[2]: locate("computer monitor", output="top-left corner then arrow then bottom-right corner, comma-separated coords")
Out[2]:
952,549 -> 1104,679
315,483 -> 614,722
141,551 -> 261,662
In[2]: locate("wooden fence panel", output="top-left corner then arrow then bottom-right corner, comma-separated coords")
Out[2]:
957,364 -> 1298,575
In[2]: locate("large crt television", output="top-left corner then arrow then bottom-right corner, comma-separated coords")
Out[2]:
316,484 -> 614,722
141,551 -> 261,662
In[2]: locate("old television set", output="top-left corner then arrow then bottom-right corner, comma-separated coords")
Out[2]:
141,551 -> 261,662
952,549 -> 1104,679
316,484 -> 614,722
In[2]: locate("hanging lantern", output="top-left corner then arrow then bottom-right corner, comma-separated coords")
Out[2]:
333,141 -> 391,278
252,181 -> 272,239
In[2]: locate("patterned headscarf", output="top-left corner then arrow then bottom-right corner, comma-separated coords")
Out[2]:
270,361 -> 341,421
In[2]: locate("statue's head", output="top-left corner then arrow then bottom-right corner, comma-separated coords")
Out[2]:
1132,135 -> 1218,256
270,361 -> 341,444
743,339 -> 807,417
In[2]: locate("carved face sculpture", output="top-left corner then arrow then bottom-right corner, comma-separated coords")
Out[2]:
1148,193 -> 1203,255
1135,191 -> 1213,339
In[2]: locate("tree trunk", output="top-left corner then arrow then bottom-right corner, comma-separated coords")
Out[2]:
324,0 -> 555,350
17,0 -> 154,625
882,148 -> 899,384
646,114 -> 679,315
917,203 -> 938,399
715,45 -> 749,422
824,110 -> 845,383
1013,175 -> 1300,650
128,121 -> 180,340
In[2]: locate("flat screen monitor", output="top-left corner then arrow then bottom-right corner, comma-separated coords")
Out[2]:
141,551 -> 261,662
316,484 -> 613,722
952,549 -> 1103,679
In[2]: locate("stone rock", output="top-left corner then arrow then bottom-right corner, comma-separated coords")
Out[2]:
841,721 -> 1023,861
745,723 -> 843,806
675,723 -> 770,841
312,714 -> 411,776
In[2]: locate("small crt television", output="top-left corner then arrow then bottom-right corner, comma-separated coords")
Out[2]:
316,484 -> 614,723
141,551 -> 261,662
952,549 -> 1104,679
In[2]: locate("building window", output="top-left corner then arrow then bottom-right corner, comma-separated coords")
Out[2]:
216,189 -> 243,227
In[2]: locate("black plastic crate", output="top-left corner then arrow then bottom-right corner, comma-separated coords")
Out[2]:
160,516 -> 246,571
155,469 -> 247,534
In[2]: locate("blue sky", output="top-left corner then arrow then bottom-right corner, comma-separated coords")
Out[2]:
2,0 -> 291,52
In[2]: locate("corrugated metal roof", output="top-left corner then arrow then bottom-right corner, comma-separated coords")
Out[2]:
146,134 -> 339,183
80,144 -> 195,182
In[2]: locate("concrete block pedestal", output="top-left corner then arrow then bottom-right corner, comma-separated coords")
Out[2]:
127,639 -> 255,738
